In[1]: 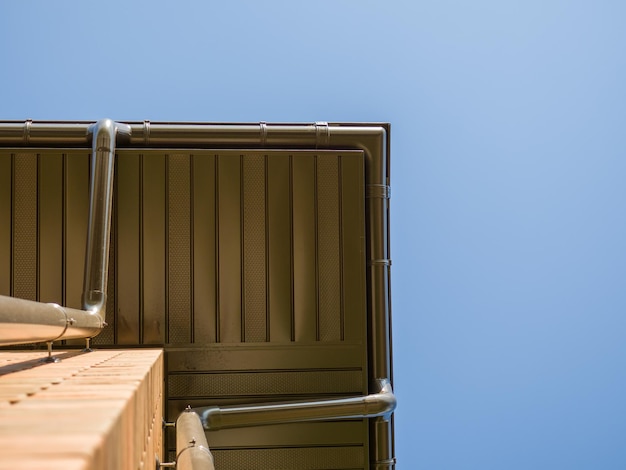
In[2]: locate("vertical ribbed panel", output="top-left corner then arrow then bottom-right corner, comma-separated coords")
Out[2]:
292,155 -> 317,342
62,151 -> 90,346
341,156 -> 366,342
192,154 -> 217,343
243,155 -> 267,342
116,152 -> 140,344
167,154 -> 191,344
267,154 -> 292,342
143,153 -> 166,344
93,204 -> 116,345
12,153 -> 37,301
0,152 -> 11,296
64,152 -> 89,311
317,156 -> 342,341
2,149 -> 366,347
38,153 -> 63,304
217,155 -> 242,343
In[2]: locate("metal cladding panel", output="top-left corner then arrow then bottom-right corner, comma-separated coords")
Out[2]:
0,150 -> 92,306
211,447 -> 365,469
38,152 -> 63,304
0,153 -> 10,296
0,147 -> 370,468
12,153 -> 38,301
167,153 -> 192,344
0,148 -> 365,348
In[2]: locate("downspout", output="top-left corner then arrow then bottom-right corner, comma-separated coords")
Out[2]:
82,119 -> 131,319
328,125 -> 395,469
0,119 -> 129,346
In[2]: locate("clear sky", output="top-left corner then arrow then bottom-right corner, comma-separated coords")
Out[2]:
2,1 -> 626,468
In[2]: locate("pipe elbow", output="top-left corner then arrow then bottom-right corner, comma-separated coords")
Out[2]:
88,119 -> 131,150
199,407 -> 222,431
365,379 -> 397,418
89,118 -> 115,146
368,390 -> 397,418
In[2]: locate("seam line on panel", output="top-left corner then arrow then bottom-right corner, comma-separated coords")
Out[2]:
36,153 -> 40,301
289,155 -> 295,342
314,154 -> 320,342
113,160 -> 118,343
239,154 -> 245,343
61,153 -> 66,306
10,154 -> 14,297
338,156 -> 345,341
139,153 -> 144,344
215,155 -> 220,343
165,153 -> 170,344
264,154 -> 270,342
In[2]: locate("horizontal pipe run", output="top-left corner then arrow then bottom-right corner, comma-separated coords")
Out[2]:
0,121 -> 386,154
195,378 -> 396,431
0,296 -> 102,346
176,409 -> 215,470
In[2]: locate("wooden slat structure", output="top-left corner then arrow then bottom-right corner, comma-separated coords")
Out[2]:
0,349 -> 163,470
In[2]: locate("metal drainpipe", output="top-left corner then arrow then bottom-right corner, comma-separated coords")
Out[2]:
0,119 -> 129,347
194,379 -> 396,430
82,119 -> 131,317
176,408 -> 215,470
326,126 -> 395,469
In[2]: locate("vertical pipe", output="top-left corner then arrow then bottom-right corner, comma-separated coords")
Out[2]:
327,126 -> 395,469
83,119 -> 130,318
176,409 -> 215,470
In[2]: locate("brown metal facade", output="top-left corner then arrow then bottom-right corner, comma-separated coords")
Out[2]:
0,121 -> 392,469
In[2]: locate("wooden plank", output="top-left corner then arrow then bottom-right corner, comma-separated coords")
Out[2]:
0,349 -> 163,470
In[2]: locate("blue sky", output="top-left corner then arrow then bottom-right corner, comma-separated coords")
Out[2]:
2,1 -> 626,468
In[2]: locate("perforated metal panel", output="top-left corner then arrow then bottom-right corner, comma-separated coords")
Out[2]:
211,447 -> 365,470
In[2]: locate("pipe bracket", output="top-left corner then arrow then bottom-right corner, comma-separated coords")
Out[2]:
143,120 -> 151,146
23,119 -> 32,144
315,121 -> 330,148
367,184 -> 391,199
368,259 -> 392,267
47,303 -> 70,342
